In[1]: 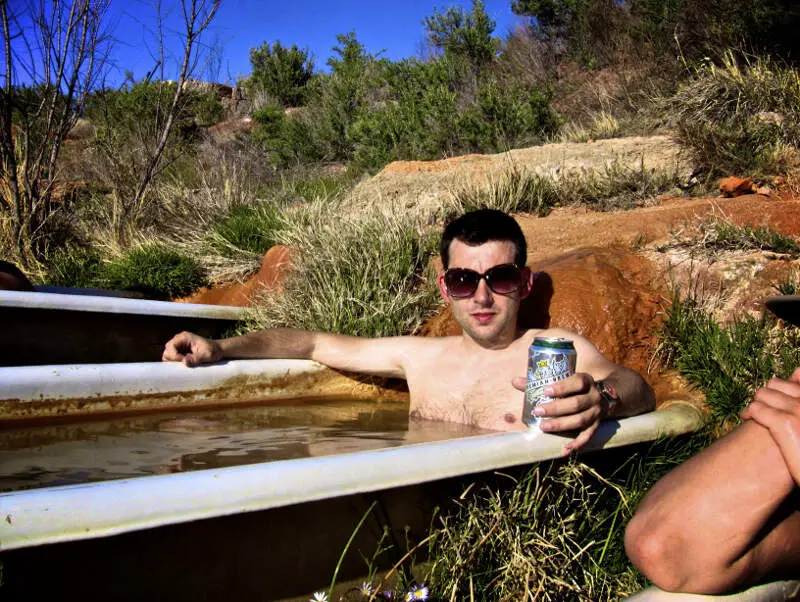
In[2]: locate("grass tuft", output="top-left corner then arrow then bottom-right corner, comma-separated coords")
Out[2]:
43,245 -> 104,288
657,291 -> 800,429
451,160 -> 684,217
663,216 -> 800,259
249,202 -> 441,338
210,202 -> 283,258
104,245 -> 208,300
425,439 -> 702,602
557,112 -> 622,143
665,52 -> 800,177
774,270 -> 800,296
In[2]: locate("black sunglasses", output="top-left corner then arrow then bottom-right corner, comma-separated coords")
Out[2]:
443,263 -> 523,299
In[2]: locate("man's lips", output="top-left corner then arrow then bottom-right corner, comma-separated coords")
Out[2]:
471,312 -> 496,324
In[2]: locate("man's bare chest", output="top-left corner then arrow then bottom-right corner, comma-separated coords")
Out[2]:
404,347 -> 529,430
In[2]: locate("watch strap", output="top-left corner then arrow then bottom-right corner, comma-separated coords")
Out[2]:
595,379 -> 619,414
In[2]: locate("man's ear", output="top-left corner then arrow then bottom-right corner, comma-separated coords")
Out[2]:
437,270 -> 451,302
519,267 -> 534,300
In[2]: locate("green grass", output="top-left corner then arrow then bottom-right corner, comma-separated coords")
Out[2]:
658,291 -> 800,429
104,245 -> 208,299
699,221 -> 800,256
451,160 -> 684,217
774,270 -> 800,296
249,203 -> 441,338
421,437 -> 704,602
210,202 -> 283,257
660,218 -> 800,259
43,245 -> 104,288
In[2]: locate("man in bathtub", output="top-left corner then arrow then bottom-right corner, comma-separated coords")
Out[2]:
163,209 -> 655,454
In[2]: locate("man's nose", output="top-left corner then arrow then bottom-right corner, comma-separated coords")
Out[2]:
473,278 -> 493,305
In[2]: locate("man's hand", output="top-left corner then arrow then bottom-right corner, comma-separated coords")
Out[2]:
512,372 -> 608,455
162,331 -> 223,367
740,367 -> 800,485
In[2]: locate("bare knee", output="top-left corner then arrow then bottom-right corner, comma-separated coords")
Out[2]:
625,509 -> 690,592
625,505 -> 745,594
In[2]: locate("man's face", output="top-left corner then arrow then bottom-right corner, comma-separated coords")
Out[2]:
438,239 -> 532,348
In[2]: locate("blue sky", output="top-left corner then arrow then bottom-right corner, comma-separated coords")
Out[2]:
104,0 -> 526,85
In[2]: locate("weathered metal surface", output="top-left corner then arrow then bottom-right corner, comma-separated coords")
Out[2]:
0,290 -> 243,366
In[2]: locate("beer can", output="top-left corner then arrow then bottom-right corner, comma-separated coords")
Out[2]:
523,337 -> 577,427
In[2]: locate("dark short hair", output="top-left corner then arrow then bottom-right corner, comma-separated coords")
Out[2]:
440,209 -> 527,268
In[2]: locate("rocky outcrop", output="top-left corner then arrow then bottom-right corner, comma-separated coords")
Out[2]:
349,135 -> 689,217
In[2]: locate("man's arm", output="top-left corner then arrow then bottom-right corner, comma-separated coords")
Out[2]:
741,367 -> 800,485
162,329 -> 410,378
512,328 -> 655,453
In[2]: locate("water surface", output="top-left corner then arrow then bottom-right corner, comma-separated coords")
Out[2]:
0,398 -> 493,492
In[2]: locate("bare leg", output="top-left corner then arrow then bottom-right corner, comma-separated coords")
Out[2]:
625,421 -> 800,593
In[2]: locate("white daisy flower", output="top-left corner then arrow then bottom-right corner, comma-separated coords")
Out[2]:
405,584 -> 429,601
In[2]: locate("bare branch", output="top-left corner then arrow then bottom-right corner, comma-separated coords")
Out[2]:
128,0 -> 221,220
0,0 -> 112,266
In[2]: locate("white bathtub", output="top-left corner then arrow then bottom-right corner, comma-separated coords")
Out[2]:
0,359 -> 704,601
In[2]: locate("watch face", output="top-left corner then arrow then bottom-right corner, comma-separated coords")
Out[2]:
604,382 -> 619,400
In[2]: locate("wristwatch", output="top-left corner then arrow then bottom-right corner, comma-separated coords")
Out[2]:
595,379 -> 619,415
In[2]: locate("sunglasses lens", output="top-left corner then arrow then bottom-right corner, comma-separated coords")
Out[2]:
486,265 -> 522,294
444,269 -> 479,298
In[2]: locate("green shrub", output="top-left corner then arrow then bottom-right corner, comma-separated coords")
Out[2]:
424,0 -> 499,70
251,104 -> 293,166
43,245 -> 104,288
458,80 -> 558,152
211,202 -> 282,257
349,59 -> 558,170
193,91 -> 224,126
665,53 -> 800,177
104,245 -> 207,299
246,41 -> 314,107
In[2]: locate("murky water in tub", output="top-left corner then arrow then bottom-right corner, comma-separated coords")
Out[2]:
0,399 -> 494,492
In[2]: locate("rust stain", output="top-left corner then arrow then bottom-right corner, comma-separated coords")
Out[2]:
0,368 -> 409,427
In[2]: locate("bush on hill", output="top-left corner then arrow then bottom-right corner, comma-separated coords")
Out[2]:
665,53 -> 800,177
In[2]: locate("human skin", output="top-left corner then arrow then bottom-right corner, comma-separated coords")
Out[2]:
625,371 -> 800,593
163,239 -> 654,452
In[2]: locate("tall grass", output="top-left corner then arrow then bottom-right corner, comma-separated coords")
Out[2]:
557,112 -> 622,144
424,437 -> 703,601
665,52 -> 800,177
451,160 -> 684,217
250,201 -> 441,337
